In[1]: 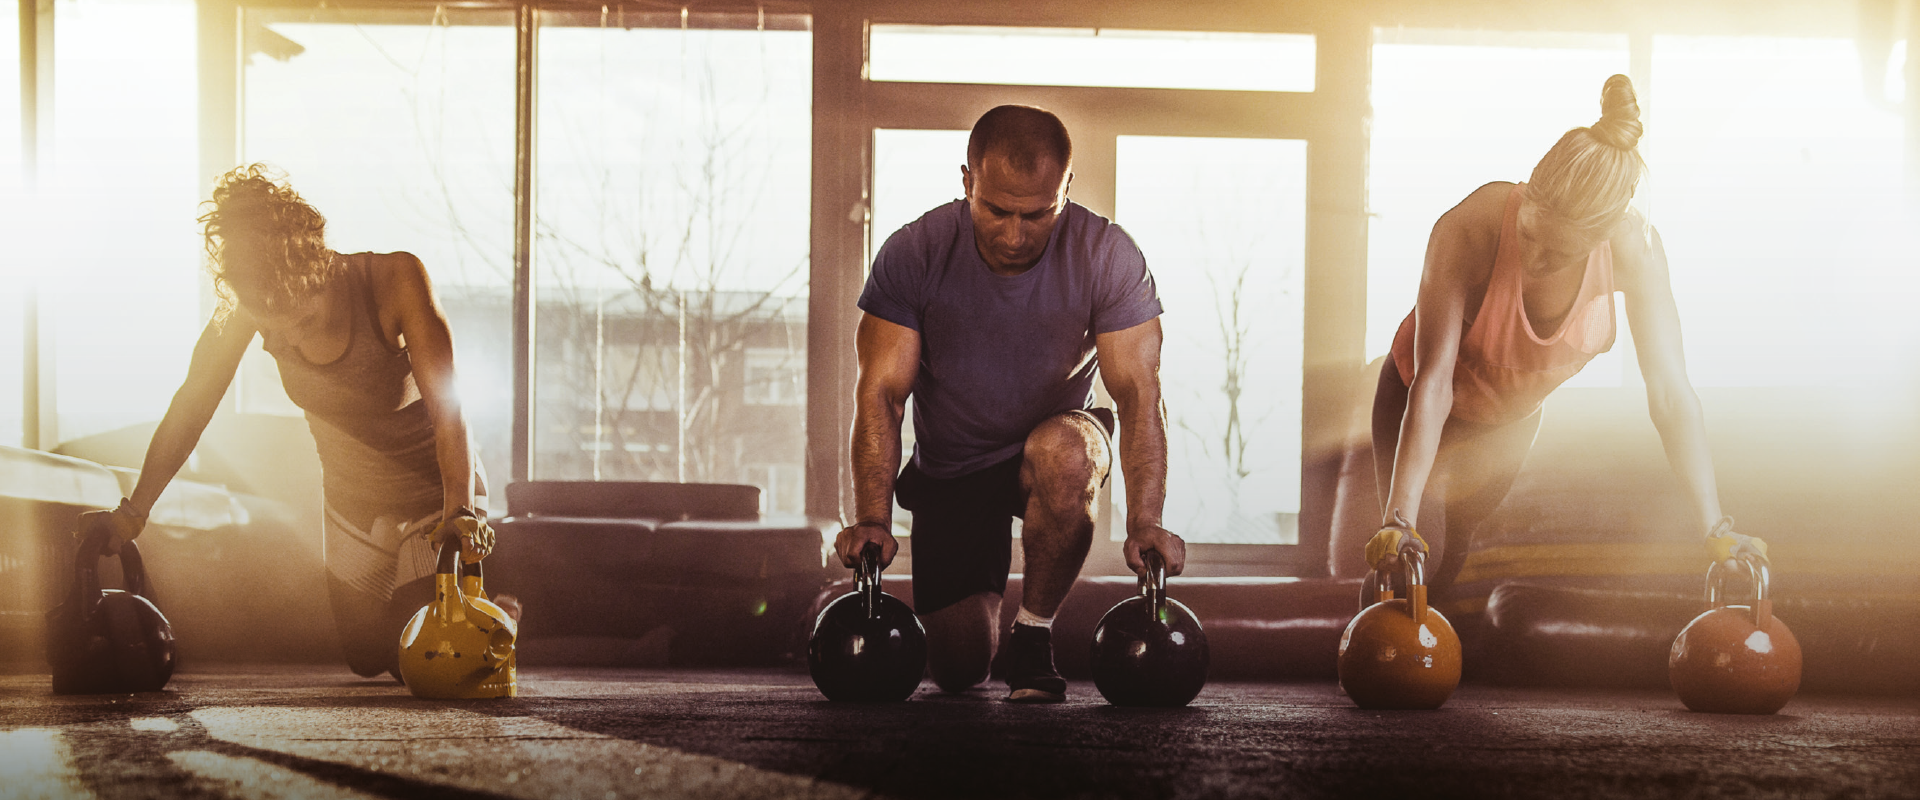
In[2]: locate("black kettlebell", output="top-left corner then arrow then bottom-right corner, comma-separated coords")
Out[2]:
808,542 -> 927,701
46,516 -> 176,694
1089,550 -> 1209,707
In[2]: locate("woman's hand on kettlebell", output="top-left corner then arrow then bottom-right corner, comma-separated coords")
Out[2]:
1365,513 -> 1426,571
79,499 -> 148,555
1705,516 -> 1766,566
432,509 -> 494,564
835,521 -> 896,569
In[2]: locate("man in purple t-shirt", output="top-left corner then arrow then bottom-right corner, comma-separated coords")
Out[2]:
835,105 -> 1186,703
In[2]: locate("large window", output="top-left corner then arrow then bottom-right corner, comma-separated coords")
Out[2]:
1647,35 -> 1914,387
1,1 -> 23,447
242,8 -> 517,503
532,13 -> 811,514
1117,136 -> 1307,544
36,0 -> 201,444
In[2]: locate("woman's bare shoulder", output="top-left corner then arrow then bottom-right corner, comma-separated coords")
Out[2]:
1606,211 -> 1665,291
1438,182 -> 1512,235
361,251 -> 433,293
361,250 -> 426,273
1427,182 -> 1511,280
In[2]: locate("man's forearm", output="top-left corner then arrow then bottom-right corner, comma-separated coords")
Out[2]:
1116,395 -> 1169,532
849,396 -> 905,526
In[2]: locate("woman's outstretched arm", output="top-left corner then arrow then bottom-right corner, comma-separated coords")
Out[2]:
1615,223 -> 1742,551
113,311 -> 257,539
1380,186 -> 1502,533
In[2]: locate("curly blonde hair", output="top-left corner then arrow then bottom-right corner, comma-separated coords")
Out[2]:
198,164 -> 337,316
1527,74 -> 1648,239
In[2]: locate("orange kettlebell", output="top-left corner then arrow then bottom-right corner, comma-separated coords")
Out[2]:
1338,547 -> 1461,710
1668,553 -> 1800,715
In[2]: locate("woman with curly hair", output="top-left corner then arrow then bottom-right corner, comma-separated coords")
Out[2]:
1363,75 -> 1767,602
86,164 -> 494,679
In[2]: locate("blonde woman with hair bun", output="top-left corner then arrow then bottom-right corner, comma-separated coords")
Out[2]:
1363,75 -> 1763,607
80,164 -> 501,682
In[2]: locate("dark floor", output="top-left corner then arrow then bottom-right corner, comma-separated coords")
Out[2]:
3,666 -> 1919,799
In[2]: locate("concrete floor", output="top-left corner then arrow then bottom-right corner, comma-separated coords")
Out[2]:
3,667 -> 1919,799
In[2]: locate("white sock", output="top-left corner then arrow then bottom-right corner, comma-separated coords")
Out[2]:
1014,606 -> 1053,629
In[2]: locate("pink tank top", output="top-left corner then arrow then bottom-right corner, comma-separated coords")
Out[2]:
1390,184 -> 1617,426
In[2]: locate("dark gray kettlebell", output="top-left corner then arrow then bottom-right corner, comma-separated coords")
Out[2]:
1089,551 -> 1210,707
45,516 -> 176,694
808,542 -> 927,702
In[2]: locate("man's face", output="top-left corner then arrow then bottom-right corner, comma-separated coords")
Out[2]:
963,153 -> 1070,275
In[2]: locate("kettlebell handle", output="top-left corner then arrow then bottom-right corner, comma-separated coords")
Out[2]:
1705,552 -> 1771,628
1402,547 -> 1430,626
1138,550 -> 1168,619
429,540 -> 482,624
856,542 -> 884,620
434,538 -> 463,576
432,538 -> 485,578
72,517 -> 153,615
1367,544 -> 1430,625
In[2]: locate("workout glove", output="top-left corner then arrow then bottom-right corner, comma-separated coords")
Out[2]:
1365,525 -> 1428,571
1704,515 -> 1767,564
432,510 -> 495,564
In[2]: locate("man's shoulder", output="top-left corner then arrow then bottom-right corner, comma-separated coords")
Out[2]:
1056,202 -> 1145,269
881,199 -> 967,251
872,200 -> 967,276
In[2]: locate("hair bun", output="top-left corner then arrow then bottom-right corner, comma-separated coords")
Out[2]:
1589,74 -> 1643,150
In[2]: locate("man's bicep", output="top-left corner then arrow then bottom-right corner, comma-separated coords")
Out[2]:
855,313 -> 921,398
1096,318 -> 1164,399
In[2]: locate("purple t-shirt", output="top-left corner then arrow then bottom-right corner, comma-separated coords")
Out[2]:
858,199 -> 1163,479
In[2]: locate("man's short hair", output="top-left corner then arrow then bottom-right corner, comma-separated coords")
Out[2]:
967,105 -> 1072,176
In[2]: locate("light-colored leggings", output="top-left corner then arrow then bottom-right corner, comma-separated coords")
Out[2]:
323,501 -> 484,678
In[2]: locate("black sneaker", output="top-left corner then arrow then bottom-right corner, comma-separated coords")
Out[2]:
1003,623 -> 1067,703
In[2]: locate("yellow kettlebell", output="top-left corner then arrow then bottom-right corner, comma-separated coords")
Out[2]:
398,539 -> 517,699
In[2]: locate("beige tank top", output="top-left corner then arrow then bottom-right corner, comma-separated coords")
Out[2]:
262,254 -> 455,517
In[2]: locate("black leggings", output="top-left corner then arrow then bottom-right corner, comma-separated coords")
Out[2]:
1370,362 -> 1542,595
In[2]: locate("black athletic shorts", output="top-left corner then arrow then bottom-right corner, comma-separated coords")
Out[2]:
896,408 -> 1114,615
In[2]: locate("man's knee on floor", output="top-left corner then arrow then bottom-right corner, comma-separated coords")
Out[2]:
928,647 -> 992,693
919,591 -> 1001,692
